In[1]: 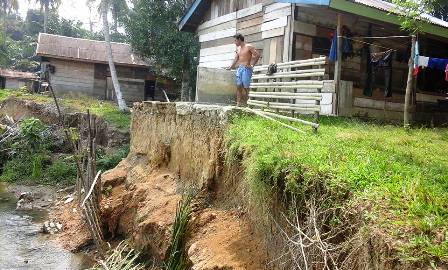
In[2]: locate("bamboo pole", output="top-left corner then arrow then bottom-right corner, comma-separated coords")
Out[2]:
254,57 -> 327,70
334,13 -> 342,116
244,108 -> 306,134
404,35 -> 416,128
252,72 -> 325,80
250,85 -> 323,89
249,94 -> 322,100
253,109 -> 319,128
250,91 -> 322,97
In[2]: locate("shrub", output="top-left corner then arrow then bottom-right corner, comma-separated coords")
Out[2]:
97,144 -> 130,172
45,159 -> 77,185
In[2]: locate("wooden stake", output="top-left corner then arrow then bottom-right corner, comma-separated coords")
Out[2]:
334,13 -> 342,116
404,35 -> 416,128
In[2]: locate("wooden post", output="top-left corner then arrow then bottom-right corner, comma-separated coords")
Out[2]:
404,35 -> 416,128
334,13 -> 342,116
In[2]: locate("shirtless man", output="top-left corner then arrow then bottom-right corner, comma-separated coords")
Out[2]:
226,33 -> 260,106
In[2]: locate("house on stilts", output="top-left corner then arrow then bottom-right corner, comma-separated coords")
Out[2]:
180,0 -> 448,125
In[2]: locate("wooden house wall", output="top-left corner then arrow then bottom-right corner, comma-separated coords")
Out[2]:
49,58 -> 149,103
49,59 -> 96,97
197,0 -> 294,69
5,78 -> 27,89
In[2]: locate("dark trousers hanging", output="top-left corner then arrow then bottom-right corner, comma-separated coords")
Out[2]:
364,49 -> 394,97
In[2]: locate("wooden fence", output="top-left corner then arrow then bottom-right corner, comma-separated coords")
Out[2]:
249,56 -> 327,131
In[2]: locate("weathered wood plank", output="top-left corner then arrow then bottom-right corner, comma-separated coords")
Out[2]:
200,44 -> 236,57
197,12 -> 237,31
237,15 -> 263,30
294,21 -> 317,36
244,32 -> 262,43
354,97 -> 404,112
261,16 -> 288,32
199,52 -> 235,63
197,20 -> 237,36
263,6 -> 291,22
262,27 -> 285,39
239,24 -> 261,36
199,60 -> 233,68
269,38 -> 277,63
264,3 -> 291,13
200,37 -> 234,49
237,3 -> 262,18
199,28 -> 237,42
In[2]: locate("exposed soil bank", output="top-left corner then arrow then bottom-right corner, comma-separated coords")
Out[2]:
0,97 -> 129,148
99,102 -> 438,270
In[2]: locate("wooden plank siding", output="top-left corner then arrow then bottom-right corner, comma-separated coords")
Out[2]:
196,0 -> 292,68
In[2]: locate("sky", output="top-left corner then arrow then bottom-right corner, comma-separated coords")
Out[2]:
17,0 -> 101,31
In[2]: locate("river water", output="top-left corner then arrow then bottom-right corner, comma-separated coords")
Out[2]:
0,183 -> 93,270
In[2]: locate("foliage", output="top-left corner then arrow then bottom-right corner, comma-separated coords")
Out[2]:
124,0 -> 199,81
88,241 -> 145,270
391,0 -> 448,33
0,116 -> 76,184
163,189 -> 196,270
45,159 -> 77,184
225,115 -> 448,264
96,144 -> 129,172
0,8 -> 105,72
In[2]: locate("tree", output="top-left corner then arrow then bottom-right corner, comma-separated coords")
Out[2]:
91,0 -> 128,111
124,0 -> 199,101
32,0 -> 60,33
109,0 -> 128,34
1,0 -> 19,44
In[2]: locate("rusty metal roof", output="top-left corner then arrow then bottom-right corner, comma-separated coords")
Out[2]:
36,33 -> 149,67
0,69 -> 37,80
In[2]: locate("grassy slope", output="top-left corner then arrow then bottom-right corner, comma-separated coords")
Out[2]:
0,89 -> 130,129
225,115 -> 448,264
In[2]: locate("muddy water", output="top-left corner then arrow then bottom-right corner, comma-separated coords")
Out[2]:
0,183 -> 93,270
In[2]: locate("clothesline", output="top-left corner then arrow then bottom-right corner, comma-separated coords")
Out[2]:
338,35 -> 411,39
341,36 -> 399,51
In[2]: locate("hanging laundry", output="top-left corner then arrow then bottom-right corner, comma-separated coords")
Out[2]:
413,41 -> 419,76
428,58 -> 448,70
445,64 -> 448,82
328,27 -> 353,62
341,26 -> 353,59
329,31 -> 337,62
419,56 -> 429,67
364,49 -> 394,97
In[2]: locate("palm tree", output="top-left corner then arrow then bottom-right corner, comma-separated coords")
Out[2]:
98,0 -> 128,111
32,0 -> 60,33
110,0 -> 128,34
0,0 -> 19,44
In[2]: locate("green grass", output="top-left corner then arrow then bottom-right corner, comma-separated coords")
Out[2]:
0,89 -> 130,129
225,115 -> 448,264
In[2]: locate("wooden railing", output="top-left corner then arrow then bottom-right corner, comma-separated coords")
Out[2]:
249,56 -> 327,131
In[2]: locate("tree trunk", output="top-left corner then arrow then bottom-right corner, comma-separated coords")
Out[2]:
404,35 -> 416,128
101,1 -> 128,112
180,54 -> 191,102
43,3 -> 49,33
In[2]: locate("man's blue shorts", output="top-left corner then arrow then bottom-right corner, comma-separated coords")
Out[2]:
236,65 -> 253,88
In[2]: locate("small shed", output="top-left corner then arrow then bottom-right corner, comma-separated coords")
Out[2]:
0,69 -> 37,90
180,0 -> 448,124
36,33 -> 176,103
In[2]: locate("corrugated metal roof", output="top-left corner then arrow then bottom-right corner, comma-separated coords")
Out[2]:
36,33 -> 149,67
0,69 -> 37,80
352,0 -> 448,28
